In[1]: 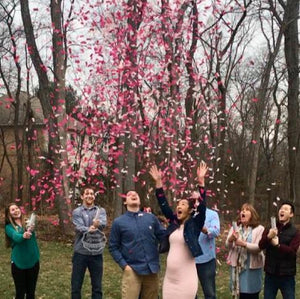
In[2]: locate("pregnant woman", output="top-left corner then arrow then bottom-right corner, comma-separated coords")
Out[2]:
149,161 -> 207,298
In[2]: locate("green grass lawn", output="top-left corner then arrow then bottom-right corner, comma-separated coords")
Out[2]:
0,231 -> 299,298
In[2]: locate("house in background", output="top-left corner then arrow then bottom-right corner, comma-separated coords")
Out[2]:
0,92 -> 46,207
0,91 -> 106,209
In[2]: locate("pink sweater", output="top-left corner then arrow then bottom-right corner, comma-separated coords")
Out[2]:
226,224 -> 265,269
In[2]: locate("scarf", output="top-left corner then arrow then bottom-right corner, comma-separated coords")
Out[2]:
231,226 -> 252,298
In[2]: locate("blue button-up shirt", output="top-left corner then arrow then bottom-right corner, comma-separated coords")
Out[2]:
195,208 -> 220,263
109,211 -> 166,275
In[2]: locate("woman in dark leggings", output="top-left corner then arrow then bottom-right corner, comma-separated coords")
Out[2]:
5,203 -> 40,299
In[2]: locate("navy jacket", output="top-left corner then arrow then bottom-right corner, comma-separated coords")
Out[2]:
155,186 -> 206,257
109,211 -> 166,275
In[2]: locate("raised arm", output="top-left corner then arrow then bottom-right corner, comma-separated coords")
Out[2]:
93,207 -> 107,230
149,165 -> 163,188
194,161 -> 208,230
5,225 -> 29,243
197,161 -> 208,187
72,209 -> 89,233
149,165 -> 175,221
261,228 -> 300,256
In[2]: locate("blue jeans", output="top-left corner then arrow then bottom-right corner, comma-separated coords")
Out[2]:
264,273 -> 295,299
196,259 -> 216,299
71,252 -> 103,299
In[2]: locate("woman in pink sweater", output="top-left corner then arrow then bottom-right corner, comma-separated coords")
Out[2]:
226,203 -> 264,299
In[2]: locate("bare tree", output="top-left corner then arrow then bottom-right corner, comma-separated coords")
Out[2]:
20,0 -> 74,233
247,0 -> 285,203
0,1 -> 26,203
248,0 -> 299,207
280,0 -> 300,213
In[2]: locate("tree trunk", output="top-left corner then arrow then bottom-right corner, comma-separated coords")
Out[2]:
248,29 -> 284,203
113,135 -> 125,218
284,0 -> 300,219
50,0 -> 72,233
20,0 -> 72,234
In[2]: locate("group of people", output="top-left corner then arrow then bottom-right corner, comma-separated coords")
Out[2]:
4,161 -> 300,299
226,201 -> 300,299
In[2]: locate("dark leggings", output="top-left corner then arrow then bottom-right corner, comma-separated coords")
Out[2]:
11,262 -> 40,299
239,292 -> 259,299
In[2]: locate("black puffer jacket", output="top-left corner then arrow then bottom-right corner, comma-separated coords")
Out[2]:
259,222 -> 300,276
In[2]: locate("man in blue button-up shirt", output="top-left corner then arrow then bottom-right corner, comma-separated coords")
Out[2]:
109,190 -> 166,299
195,207 -> 220,299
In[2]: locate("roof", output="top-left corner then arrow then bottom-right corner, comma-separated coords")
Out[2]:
0,92 -> 44,126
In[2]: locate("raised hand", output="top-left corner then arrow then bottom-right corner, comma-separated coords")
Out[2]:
197,161 -> 208,186
88,225 -> 98,233
93,219 -> 100,228
267,228 -> 278,240
271,236 -> 279,247
23,231 -> 32,239
149,165 -> 163,188
228,231 -> 238,243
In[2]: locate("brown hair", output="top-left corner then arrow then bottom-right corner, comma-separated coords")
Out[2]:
4,203 -> 24,248
80,185 -> 95,195
239,203 -> 260,228
122,190 -> 140,204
